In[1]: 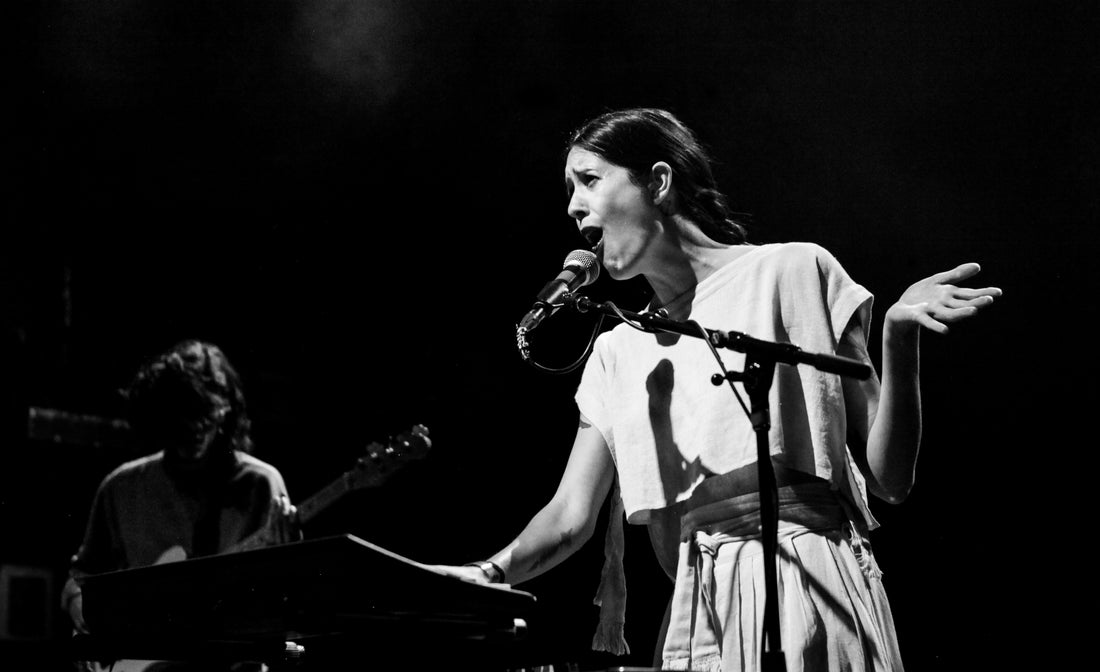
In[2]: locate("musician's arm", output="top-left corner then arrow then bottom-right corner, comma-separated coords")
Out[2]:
434,415 -> 615,585
61,575 -> 88,634
63,479 -> 125,634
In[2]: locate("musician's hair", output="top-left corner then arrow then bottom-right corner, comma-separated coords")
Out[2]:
566,107 -> 750,244
124,339 -> 253,457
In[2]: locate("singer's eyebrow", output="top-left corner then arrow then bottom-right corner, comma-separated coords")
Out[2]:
564,166 -> 591,195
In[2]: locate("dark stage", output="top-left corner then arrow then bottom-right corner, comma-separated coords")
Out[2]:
3,1 -> 1095,670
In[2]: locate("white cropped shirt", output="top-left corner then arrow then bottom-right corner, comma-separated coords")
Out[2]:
575,242 -> 879,529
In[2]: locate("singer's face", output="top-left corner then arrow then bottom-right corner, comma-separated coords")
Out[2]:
565,147 -> 661,280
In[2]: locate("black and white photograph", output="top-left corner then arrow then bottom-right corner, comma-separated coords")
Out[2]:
4,1 -> 1095,671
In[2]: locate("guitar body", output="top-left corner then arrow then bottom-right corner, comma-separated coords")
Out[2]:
90,661 -> 268,672
152,546 -> 189,565
89,661 -> 178,672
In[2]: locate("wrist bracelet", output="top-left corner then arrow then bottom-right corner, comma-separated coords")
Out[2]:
464,560 -> 505,584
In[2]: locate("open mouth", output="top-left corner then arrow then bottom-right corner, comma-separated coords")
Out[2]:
580,227 -> 602,251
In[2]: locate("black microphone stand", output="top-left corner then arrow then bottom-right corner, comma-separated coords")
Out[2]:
562,294 -> 871,672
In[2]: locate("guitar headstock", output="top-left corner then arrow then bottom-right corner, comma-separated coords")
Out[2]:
346,424 -> 432,490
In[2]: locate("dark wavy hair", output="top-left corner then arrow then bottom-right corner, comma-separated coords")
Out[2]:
566,107 -> 750,244
124,340 -> 253,459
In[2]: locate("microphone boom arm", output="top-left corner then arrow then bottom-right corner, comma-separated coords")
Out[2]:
565,294 -> 871,380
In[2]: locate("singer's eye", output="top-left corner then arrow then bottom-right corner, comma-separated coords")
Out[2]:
581,174 -> 599,187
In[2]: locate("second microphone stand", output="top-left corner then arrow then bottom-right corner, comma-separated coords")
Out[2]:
561,294 -> 871,672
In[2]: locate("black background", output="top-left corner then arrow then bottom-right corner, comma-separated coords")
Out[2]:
3,1 -> 1096,670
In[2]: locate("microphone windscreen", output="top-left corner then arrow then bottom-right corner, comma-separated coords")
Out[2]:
563,249 -> 600,286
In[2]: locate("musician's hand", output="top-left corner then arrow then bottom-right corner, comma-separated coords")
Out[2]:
425,564 -> 499,585
260,494 -> 301,546
885,262 -> 1002,335
67,592 -> 88,634
61,577 -> 89,634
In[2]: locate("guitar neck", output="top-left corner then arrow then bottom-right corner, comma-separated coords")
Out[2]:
227,473 -> 355,554
295,473 -> 356,526
228,425 -> 429,555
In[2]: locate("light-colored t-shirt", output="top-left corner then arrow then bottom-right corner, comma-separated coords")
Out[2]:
575,242 -> 878,528
71,450 -> 289,572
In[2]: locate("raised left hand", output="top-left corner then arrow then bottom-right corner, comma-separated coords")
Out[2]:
886,262 -> 1002,335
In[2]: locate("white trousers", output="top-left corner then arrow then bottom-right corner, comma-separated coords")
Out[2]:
661,484 -> 904,672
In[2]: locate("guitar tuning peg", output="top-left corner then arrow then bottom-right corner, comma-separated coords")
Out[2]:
364,441 -> 384,462
405,424 -> 432,456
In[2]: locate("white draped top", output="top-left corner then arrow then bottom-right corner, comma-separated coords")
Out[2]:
575,242 -> 879,529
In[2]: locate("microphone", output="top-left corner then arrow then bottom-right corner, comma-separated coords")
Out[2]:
518,249 -> 600,331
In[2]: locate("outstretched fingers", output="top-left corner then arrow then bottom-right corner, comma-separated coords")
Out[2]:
933,262 -> 983,284
890,262 -> 1002,334
913,309 -> 949,335
940,294 -> 998,317
952,286 -> 1002,301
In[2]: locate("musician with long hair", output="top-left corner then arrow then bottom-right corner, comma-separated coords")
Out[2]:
61,340 -> 298,668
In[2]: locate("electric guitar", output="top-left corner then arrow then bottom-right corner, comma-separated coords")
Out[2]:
91,424 -> 432,671
242,422 -> 432,552
154,423 -> 432,564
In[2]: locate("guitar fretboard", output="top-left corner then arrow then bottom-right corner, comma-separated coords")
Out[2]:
296,472 -> 359,524
230,428 -> 428,554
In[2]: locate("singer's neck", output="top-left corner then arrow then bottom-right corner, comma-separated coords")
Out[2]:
646,243 -> 754,310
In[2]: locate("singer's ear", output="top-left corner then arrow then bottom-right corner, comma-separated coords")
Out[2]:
648,162 -> 673,207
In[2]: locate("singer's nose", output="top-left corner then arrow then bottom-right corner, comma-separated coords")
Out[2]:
566,190 -> 587,222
